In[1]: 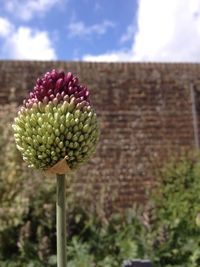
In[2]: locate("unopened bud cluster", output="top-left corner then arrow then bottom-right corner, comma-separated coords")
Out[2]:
13,69 -> 99,170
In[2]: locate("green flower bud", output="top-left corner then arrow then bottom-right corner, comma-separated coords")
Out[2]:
39,145 -> 46,152
55,129 -> 60,136
68,150 -> 73,157
66,132 -> 72,140
83,124 -> 90,133
42,135 -> 48,144
27,137 -> 33,145
51,151 -> 56,156
36,135 -> 42,143
45,104 -> 51,113
78,122 -> 84,130
38,117 -> 43,126
47,137 -> 53,145
55,137 -> 60,143
47,124 -> 52,133
82,146 -> 88,153
58,142 -> 64,149
65,140 -> 69,147
72,134 -> 78,142
38,101 -> 44,112
74,110 -> 81,118
55,147 -> 60,153
73,125 -> 79,133
13,71 -> 100,170
60,115 -> 65,124
60,124 -> 65,133
61,101 -> 69,113
73,142 -> 79,149
54,112 -> 59,121
52,156 -> 58,161
69,99 -> 75,112
79,135 -> 84,142
69,142 -> 74,149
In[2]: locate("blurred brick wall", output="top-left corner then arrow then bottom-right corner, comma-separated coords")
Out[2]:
0,61 -> 199,210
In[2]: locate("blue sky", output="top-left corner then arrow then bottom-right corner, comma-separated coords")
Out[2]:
0,0 -> 200,62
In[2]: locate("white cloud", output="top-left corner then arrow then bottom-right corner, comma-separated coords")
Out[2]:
0,17 -> 56,60
4,0 -> 63,21
83,50 -> 131,62
6,27 -> 56,60
0,17 -> 13,37
120,24 -> 135,44
132,0 -> 200,61
68,20 -> 115,38
83,0 -> 200,62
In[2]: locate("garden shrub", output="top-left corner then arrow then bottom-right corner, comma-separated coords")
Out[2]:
146,153 -> 200,267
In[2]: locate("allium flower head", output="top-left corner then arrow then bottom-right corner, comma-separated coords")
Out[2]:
13,69 -> 99,171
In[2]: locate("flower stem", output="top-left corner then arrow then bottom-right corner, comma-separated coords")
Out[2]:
56,174 -> 66,267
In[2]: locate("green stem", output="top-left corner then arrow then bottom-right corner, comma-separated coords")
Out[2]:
56,174 -> 66,267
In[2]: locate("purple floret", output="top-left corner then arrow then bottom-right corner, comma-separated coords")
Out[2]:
24,69 -> 90,109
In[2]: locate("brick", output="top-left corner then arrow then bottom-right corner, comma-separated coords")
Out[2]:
0,61 -> 199,211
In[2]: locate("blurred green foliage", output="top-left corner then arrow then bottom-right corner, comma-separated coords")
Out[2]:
145,153 -> 200,267
1,104 -> 200,267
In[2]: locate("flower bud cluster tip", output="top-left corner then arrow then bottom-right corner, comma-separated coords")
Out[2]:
13,69 -> 99,170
